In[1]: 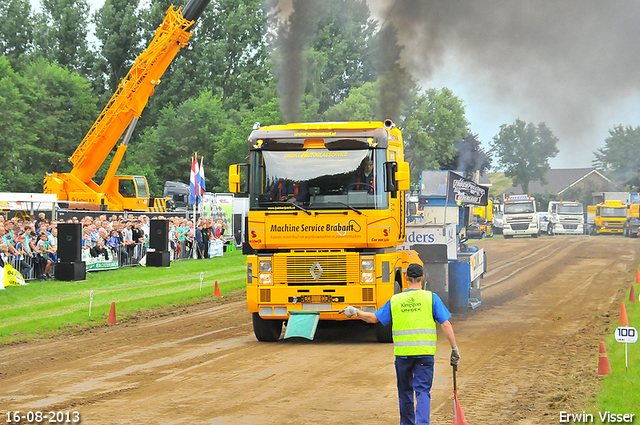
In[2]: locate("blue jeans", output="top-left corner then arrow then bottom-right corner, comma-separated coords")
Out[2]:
395,356 -> 434,425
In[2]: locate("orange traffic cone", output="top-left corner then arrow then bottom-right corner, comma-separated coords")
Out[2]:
619,302 -> 629,327
630,285 -> 637,303
452,366 -> 468,425
107,302 -> 117,324
598,342 -> 612,376
636,269 -> 640,284
213,280 -> 222,297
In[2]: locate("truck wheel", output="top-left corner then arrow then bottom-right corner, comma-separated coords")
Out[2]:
252,313 -> 283,341
375,320 -> 393,343
532,233 -> 538,238
504,235 -> 513,239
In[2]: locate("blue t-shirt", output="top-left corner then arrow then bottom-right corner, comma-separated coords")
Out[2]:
375,289 -> 451,327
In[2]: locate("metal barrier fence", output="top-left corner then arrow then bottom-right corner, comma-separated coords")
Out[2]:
6,238 -> 233,281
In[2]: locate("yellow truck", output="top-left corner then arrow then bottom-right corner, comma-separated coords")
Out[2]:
44,0 -> 211,211
229,120 -> 420,342
468,199 -> 494,238
589,200 -> 627,235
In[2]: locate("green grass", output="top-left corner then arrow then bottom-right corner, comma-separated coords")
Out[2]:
0,250 -> 247,344
595,283 -> 640,421
487,172 -> 515,197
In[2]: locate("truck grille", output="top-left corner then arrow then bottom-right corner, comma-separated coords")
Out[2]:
562,224 -> 578,230
511,223 -> 530,231
273,253 -> 359,285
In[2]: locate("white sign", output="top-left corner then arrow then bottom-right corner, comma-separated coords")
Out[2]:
200,272 -> 204,291
615,327 -> 638,343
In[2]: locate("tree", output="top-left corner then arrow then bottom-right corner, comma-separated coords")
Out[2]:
306,0 -> 377,115
322,81 -> 378,121
18,58 -> 99,191
132,90 -> 229,194
0,56 -> 36,191
401,87 -> 469,182
32,0 -> 92,73
0,0 -> 34,69
93,0 -> 142,93
442,132 -> 492,176
593,124 -> 640,190
490,119 -> 559,194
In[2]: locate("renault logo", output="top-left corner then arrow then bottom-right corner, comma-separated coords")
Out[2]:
310,262 -> 323,280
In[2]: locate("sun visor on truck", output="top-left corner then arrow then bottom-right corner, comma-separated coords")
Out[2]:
247,127 -> 390,150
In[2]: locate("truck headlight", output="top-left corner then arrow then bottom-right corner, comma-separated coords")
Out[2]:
259,261 -> 272,272
260,273 -> 272,284
361,272 -> 375,283
361,260 -> 374,271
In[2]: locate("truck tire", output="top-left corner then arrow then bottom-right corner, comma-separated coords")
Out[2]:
252,313 -> 283,342
375,320 -> 393,343
376,280 -> 401,343
504,235 -> 513,239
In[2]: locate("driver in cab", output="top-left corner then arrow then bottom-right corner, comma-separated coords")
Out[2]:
345,157 -> 375,194
270,179 -> 308,203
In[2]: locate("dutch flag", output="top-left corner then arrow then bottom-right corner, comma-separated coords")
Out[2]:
189,153 -> 199,205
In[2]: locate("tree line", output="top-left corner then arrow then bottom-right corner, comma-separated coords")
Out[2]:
1,0 -> 637,198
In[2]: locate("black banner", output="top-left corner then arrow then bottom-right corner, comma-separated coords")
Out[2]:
446,171 -> 489,206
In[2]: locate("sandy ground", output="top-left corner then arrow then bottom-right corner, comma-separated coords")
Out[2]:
1,235 -> 638,424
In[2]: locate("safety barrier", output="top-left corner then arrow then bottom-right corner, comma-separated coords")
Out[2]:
7,238 -> 232,281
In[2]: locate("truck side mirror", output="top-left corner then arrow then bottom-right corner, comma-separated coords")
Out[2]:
384,161 -> 410,192
229,164 -> 249,194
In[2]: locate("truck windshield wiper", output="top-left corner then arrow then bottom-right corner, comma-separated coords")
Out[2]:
315,201 -> 362,215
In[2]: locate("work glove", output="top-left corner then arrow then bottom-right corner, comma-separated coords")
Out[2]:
339,306 -> 358,318
450,346 -> 460,366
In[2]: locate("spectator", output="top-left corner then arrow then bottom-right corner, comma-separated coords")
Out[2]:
13,233 -> 34,278
34,232 -> 53,279
91,229 -> 110,260
195,223 -> 205,259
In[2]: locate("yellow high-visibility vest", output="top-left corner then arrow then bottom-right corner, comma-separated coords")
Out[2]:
390,290 -> 437,356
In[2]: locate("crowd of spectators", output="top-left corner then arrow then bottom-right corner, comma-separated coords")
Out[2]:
0,212 -> 230,281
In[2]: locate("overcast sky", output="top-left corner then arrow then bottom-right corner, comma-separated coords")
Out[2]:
35,0 -> 640,170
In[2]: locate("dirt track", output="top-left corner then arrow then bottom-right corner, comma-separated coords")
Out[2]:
1,236 -> 638,424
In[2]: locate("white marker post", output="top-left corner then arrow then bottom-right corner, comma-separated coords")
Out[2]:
615,326 -> 638,372
89,290 -> 94,317
200,272 -> 204,291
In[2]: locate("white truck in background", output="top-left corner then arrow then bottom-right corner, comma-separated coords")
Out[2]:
545,200 -> 585,235
502,194 -> 540,238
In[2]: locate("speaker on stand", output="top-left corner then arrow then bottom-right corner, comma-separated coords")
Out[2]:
55,223 -> 86,281
147,219 -> 170,267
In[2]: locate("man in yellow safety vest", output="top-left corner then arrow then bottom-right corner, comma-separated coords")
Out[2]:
340,263 -> 460,425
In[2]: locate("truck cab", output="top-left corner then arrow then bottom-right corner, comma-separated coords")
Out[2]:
229,121 -> 419,342
591,200 -> 627,235
502,195 -> 540,238
546,200 -> 584,235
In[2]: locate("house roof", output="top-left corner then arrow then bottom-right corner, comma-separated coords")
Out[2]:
501,168 -> 610,196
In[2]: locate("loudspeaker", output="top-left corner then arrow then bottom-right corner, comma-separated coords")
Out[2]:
57,223 -> 82,262
149,220 -> 169,251
147,250 -> 170,267
55,261 -> 86,281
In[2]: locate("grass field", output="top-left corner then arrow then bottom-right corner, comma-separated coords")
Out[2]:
594,282 -> 640,421
0,250 -> 247,344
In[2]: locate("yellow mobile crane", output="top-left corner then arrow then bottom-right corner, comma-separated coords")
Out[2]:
229,120 -> 421,342
44,0 -> 210,211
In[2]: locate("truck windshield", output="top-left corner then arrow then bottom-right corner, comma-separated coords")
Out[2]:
250,149 -> 388,210
504,202 -> 535,214
601,207 -> 627,218
558,204 -> 584,215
